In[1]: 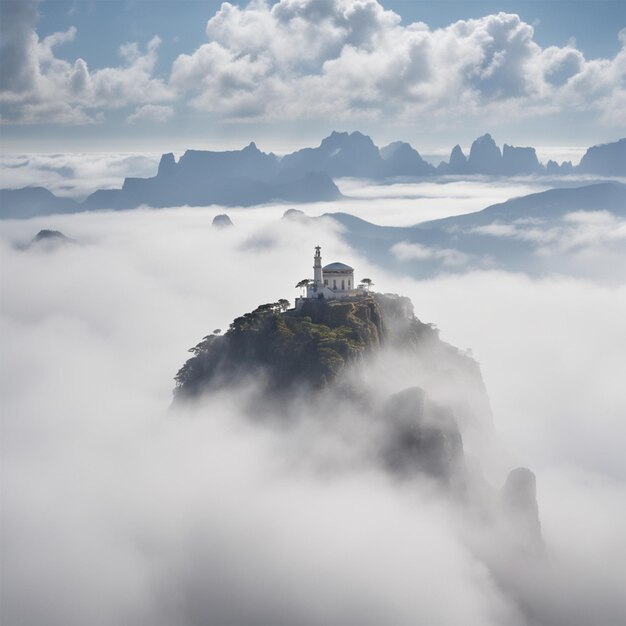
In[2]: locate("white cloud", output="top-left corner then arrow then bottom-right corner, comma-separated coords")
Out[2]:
0,201 -> 625,624
471,211 -> 626,252
1,0 -> 624,128
0,1 -> 174,124
391,240 -> 472,266
127,104 -> 175,124
168,0 -> 625,126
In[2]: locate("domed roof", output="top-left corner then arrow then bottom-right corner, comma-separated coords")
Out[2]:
323,262 -> 353,271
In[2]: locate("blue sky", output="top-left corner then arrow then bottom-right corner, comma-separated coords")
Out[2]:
1,0 -> 624,153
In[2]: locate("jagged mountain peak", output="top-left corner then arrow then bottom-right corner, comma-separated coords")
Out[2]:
380,141 -> 413,159
320,130 -> 377,152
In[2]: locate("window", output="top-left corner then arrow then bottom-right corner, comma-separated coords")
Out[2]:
324,279 -> 328,286
333,280 -> 337,289
348,280 -> 351,289
341,279 -> 345,290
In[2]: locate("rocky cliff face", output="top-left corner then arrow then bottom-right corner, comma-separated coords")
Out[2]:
174,293 -> 468,396
174,292 -> 544,551
175,294 -> 493,487
175,295 -> 388,395
578,137 -> 626,176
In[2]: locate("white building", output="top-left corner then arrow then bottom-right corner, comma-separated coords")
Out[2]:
297,246 -> 364,306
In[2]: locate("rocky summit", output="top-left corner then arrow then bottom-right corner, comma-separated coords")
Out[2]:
175,293 -> 466,396
175,294 -> 483,486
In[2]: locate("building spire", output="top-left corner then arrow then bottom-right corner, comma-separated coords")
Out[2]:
313,245 -> 323,286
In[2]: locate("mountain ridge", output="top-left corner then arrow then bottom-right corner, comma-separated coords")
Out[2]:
317,181 -> 626,278
1,133 -> 624,218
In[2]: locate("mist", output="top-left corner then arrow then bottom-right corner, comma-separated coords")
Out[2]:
1,200 -> 625,625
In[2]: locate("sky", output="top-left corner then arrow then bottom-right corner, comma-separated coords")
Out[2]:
0,0 -> 625,153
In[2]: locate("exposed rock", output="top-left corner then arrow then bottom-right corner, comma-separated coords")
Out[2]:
174,292 -> 488,487
212,214 -> 233,228
157,152 -> 177,178
282,208 -> 308,221
502,144 -> 543,175
546,159 -> 560,175
501,467 -> 545,556
379,141 -> 435,176
175,295 -> 388,396
578,138 -> 626,176
468,133 -> 502,174
382,387 -> 465,486
281,130 -> 383,179
448,144 -> 469,174
28,229 -> 75,250
546,159 -> 574,175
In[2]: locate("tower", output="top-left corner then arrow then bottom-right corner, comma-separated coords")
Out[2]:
313,246 -> 323,287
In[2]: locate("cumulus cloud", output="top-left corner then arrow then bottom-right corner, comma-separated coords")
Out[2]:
168,0 -> 625,126
1,195 -> 625,624
1,0 -> 624,128
0,0 -> 173,124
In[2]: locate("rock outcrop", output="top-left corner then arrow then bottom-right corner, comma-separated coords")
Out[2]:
447,144 -> 469,174
578,138 -> 626,176
468,133 -> 503,174
175,295 -> 389,395
379,141 -> 435,177
27,229 -> 75,250
501,467 -> 545,556
501,144 -> 542,175
212,214 -> 234,228
174,293 -> 491,488
382,387 -> 465,487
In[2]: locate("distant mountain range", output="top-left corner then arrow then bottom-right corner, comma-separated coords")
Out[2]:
0,187 -> 80,219
305,181 -> 626,278
1,133 -> 624,218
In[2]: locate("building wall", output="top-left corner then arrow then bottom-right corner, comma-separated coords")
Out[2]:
306,284 -> 336,300
323,270 -> 354,292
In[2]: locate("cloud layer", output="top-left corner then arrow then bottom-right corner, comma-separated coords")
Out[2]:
1,0 -> 625,129
1,194 -> 625,624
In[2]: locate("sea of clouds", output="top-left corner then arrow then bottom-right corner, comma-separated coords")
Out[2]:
1,173 -> 626,624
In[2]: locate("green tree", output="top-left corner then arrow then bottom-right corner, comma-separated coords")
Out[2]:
277,298 -> 290,312
360,278 -> 374,291
295,279 -> 311,296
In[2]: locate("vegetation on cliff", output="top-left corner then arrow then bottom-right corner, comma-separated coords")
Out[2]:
174,293 -> 445,398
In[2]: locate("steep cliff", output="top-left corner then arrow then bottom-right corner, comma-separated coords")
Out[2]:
174,293 -> 461,397
174,293 -> 493,488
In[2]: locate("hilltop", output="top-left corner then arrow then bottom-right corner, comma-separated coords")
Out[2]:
175,293 -> 473,397
175,293 -> 495,485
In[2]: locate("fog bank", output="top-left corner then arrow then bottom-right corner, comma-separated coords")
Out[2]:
1,205 -> 625,625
